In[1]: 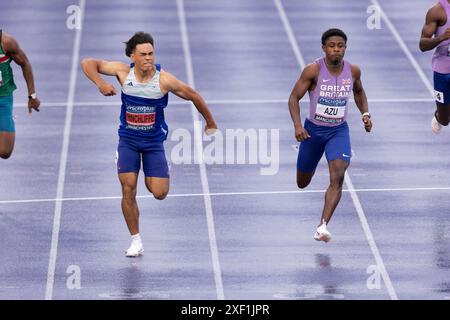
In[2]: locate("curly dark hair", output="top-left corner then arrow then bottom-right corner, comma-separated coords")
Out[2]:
321,28 -> 347,45
125,32 -> 154,57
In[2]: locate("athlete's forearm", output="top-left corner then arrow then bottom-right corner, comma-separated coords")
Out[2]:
420,35 -> 445,52
288,95 -> 303,128
192,94 -> 216,126
81,59 -> 106,87
21,62 -> 36,96
354,89 -> 369,114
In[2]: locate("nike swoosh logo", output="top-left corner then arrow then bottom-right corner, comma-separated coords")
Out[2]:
323,79 -> 331,82
342,154 -> 351,158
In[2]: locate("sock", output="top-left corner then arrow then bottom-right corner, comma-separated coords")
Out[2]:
131,233 -> 142,243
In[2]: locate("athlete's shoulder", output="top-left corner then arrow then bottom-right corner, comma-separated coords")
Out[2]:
108,60 -> 130,77
1,31 -> 12,43
350,63 -> 361,79
158,69 -> 180,93
1,31 -> 19,52
427,3 -> 446,21
302,61 -> 320,78
113,61 -> 131,72
159,69 -> 177,84
350,63 -> 360,72
306,60 -> 321,70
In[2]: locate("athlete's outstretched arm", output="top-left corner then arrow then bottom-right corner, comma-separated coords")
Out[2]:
81,58 -> 128,96
160,71 -> 217,134
3,33 -> 40,114
352,65 -> 372,133
288,63 -> 317,141
420,6 -> 450,52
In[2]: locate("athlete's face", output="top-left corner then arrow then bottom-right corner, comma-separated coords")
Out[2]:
322,36 -> 347,66
131,43 -> 154,72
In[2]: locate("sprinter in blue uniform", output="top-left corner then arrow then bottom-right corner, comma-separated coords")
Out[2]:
81,32 -> 217,257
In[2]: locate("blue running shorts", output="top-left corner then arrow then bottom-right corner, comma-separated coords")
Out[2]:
0,95 -> 15,132
297,119 -> 351,173
434,71 -> 450,105
117,136 -> 169,178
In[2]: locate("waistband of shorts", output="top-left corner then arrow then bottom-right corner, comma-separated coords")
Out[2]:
305,118 -> 348,129
0,94 -> 13,102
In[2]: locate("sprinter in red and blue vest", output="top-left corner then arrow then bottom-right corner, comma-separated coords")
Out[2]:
81,32 -> 217,257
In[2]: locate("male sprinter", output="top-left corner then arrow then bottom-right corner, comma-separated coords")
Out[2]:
288,28 -> 372,242
81,32 -> 217,257
0,29 -> 40,159
420,0 -> 450,134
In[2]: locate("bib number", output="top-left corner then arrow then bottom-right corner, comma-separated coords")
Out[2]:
126,112 -> 156,127
435,90 -> 444,103
316,103 -> 345,119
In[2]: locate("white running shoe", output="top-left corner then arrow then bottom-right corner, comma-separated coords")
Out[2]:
125,241 -> 144,257
314,223 -> 332,243
432,115 -> 443,134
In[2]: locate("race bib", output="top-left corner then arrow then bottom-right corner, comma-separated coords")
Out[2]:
314,97 -> 347,124
125,105 -> 156,130
126,112 -> 155,126
315,103 -> 346,119
435,90 -> 444,103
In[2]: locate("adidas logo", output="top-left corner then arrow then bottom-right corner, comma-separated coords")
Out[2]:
127,82 -> 133,86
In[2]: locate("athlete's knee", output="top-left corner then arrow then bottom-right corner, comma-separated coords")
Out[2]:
0,144 -> 13,159
297,171 -> 314,189
330,173 -> 345,189
0,151 -> 12,159
438,115 -> 450,126
122,185 -> 137,201
436,110 -> 450,126
297,178 -> 311,189
153,189 -> 168,200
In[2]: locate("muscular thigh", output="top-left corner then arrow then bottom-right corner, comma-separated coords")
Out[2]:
141,142 -> 169,178
145,176 -> 169,195
434,71 -> 450,106
297,121 -> 325,173
324,122 -> 351,165
434,71 -> 450,122
0,95 -> 15,133
118,172 -> 138,194
117,137 -> 141,174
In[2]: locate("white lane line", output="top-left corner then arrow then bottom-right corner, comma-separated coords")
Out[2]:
274,0 -> 306,68
275,0 -> 398,300
45,0 -> 85,301
2,185 -> 450,206
371,0 -> 434,96
14,97 -> 434,108
345,173 -> 398,300
177,0 -> 225,300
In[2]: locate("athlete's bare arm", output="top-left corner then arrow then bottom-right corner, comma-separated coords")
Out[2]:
288,63 -> 319,141
81,58 -> 129,96
351,64 -> 372,133
160,70 -> 217,134
420,4 -> 450,52
2,32 -> 40,114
